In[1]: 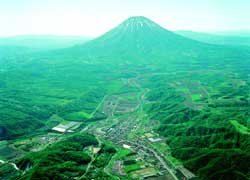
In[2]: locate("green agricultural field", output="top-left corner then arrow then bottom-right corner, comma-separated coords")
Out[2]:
176,87 -> 189,92
64,111 -> 93,121
191,94 -> 201,101
124,161 -> 145,173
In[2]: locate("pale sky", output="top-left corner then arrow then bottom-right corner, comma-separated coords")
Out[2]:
0,0 -> 250,37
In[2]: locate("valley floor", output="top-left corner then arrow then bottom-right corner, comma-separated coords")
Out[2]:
0,76 -> 196,180
1,62 -> 250,180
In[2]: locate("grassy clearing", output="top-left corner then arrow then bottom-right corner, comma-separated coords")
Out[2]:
107,81 -> 124,93
192,94 -> 201,101
235,95 -> 244,99
115,148 -> 132,160
0,141 -> 8,146
176,88 -> 189,92
64,111 -> 93,121
124,161 -> 144,173
131,167 -> 157,179
152,142 -> 171,154
165,155 -> 182,166
119,95 -> 138,102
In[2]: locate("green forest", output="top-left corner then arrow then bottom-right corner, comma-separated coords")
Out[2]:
0,16 -> 250,180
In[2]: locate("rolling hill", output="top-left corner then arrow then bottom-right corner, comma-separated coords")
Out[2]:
0,35 -> 92,52
176,30 -> 250,47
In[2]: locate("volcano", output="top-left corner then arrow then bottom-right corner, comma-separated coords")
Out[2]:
66,16 -> 218,61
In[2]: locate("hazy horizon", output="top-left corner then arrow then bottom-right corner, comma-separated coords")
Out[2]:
1,0 -> 250,37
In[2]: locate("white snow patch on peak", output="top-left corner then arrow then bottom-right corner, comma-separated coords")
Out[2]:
121,16 -> 162,32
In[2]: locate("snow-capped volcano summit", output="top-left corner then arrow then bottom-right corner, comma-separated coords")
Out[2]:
112,16 -> 171,35
71,16 -> 208,58
120,16 -> 160,31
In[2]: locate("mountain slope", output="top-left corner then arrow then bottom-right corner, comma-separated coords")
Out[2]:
69,16 -> 211,58
59,16 -> 250,67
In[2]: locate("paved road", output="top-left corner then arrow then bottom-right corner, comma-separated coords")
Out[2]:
125,140 -> 178,180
